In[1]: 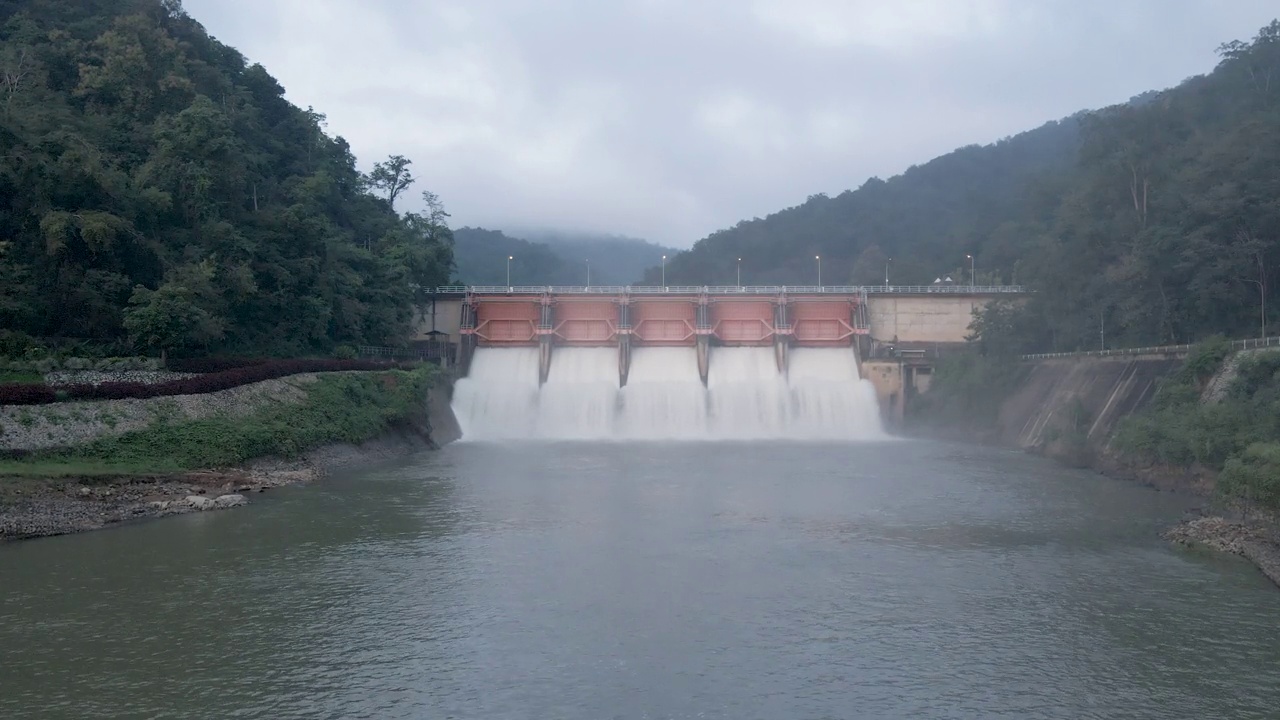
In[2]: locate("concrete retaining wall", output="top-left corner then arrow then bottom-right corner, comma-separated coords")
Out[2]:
995,355 -> 1182,452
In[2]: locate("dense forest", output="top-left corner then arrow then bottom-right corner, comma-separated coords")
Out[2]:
661,21 -> 1280,352
0,0 -> 454,357
452,227 -> 675,286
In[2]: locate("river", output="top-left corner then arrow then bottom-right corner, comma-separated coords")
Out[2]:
2,440 -> 1279,719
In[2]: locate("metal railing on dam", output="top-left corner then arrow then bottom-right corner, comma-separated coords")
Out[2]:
442,285 -> 1026,295
1021,335 -> 1280,361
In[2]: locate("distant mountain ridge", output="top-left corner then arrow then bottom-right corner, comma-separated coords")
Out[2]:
452,228 -> 676,286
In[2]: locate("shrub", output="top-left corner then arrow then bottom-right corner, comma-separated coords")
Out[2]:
166,356 -> 268,373
0,384 -> 58,405
1219,442 -> 1280,513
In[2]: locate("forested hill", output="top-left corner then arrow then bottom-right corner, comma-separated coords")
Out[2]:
452,228 -> 675,286
657,116 -> 1081,289
0,0 -> 454,357
662,20 -> 1280,352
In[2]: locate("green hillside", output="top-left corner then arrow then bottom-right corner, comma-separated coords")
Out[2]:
662,21 -> 1280,352
0,0 -> 453,357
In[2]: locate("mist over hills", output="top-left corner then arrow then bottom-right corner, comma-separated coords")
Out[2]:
452,228 -> 676,286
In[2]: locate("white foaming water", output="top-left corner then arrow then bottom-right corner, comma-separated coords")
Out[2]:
536,347 -> 619,439
450,347 -> 541,440
619,348 -> 709,439
452,346 -> 885,441
706,347 -> 790,438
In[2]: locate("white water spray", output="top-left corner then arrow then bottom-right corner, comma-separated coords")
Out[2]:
451,346 -> 885,441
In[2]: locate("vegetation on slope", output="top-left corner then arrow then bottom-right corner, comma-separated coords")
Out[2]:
0,0 -> 454,358
662,21 -> 1280,352
1114,341 -> 1280,511
0,366 -> 436,477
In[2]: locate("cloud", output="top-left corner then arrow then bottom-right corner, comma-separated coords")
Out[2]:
183,0 -> 1279,246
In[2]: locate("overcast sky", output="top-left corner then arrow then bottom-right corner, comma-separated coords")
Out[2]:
184,0 -> 1277,247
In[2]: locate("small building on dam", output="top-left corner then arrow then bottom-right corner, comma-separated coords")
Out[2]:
413,285 -> 1025,427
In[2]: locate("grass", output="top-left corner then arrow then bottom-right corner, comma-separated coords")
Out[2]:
0,366 -> 436,481
0,458 -> 184,478
0,371 -> 43,385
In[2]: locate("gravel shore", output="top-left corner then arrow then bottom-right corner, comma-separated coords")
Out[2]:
1164,515 -> 1280,588
0,432 -> 433,541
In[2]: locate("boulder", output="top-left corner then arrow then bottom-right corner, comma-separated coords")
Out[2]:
185,495 -> 215,511
213,494 -> 247,509
148,500 -> 171,511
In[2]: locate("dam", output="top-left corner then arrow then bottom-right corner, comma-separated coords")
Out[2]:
450,286 -> 885,440
417,284 -> 1026,428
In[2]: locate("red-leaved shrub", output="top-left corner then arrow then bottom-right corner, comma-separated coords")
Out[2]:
0,384 -> 58,405
0,359 -> 416,406
166,357 -> 270,373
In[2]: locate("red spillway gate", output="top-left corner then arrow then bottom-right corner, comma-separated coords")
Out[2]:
789,299 -> 857,346
630,300 -> 696,345
710,299 -> 775,346
553,299 -> 618,345
473,299 -> 540,345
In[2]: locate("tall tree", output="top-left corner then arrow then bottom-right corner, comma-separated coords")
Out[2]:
369,154 -> 414,211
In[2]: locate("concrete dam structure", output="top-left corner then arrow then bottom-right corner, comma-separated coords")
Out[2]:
427,284 -> 1026,435
455,286 -> 874,384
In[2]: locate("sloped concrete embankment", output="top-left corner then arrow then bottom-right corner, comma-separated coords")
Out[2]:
995,355 -> 1182,471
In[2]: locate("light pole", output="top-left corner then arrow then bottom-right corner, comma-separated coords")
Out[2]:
1245,250 -> 1266,339
661,254 -> 667,290
586,259 -> 590,288
737,257 -> 742,288
815,255 -> 822,289
885,257 -> 891,286
966,253 -> 975,287
507,255 -> 513,288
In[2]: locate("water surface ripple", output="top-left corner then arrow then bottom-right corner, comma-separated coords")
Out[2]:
2,441 -> 1278,719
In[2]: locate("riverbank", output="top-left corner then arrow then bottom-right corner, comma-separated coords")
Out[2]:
0,431 -> 434,540
1164,515 -> 1280,587
918,424 -> 1280,589
0,366 -> 460,541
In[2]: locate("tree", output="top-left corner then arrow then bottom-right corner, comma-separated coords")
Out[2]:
122,264 -> 225,358
369,154 -> 414,211
0,1 -> 455,357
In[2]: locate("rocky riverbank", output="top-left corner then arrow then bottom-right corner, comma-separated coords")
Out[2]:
0,430 -> 436,541
1164,515 -> 1280,588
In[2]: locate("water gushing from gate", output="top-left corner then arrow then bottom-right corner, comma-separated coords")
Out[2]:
451,347 -> 884,440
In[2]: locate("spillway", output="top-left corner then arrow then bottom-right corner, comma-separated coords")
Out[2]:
451,347 -> 885,441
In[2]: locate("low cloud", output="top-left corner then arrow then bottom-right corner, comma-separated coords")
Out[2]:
185,0 -> 1278,246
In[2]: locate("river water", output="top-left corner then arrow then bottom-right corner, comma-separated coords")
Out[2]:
2,440 -> 1279,719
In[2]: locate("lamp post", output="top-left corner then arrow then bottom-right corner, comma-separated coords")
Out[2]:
507,255 -> 513,288
661,254 -> 667,290
737,257 -> 742,288
966,253 -> 975,287
815,255 -> 822,289
586,259 -> 590,288
885,257 -> 891,286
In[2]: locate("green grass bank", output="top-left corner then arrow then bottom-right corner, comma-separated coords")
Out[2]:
0,367 -> 438,481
